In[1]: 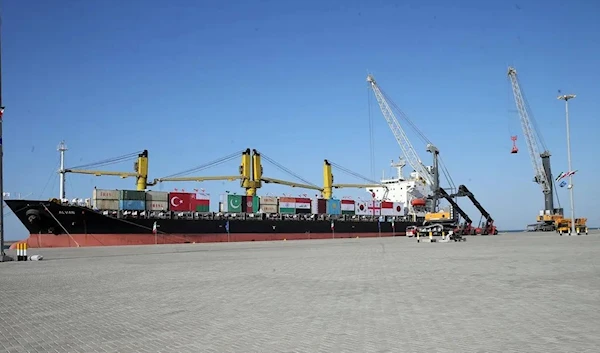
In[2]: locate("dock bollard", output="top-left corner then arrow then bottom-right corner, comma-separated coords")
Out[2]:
17,243 -> 28,261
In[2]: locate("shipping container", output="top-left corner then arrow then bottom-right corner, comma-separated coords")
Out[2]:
381,201 -> 394,216
242,196 -> 260,213
317,199 -> 327,214
279,207 -> 296,214
341,199 -> 355,212
311,198 -> 319,214
168,192 -> 195,212
146,191 -> 169,202
355,201 -> 370,215
279,197 -> 296,209
392,202 -> 404,216
367,200 -> 382,216
93,189 -> 119,200
146,200 -> 169,211
226,194 -> 243,213
193,198 -> 210,213
119,190 -> 146,201
119,199 -> 145,211
260,196 -> 278,205
341,199 -> 355,213
295,197 -> 311,210
260,204 -> 278,213
326,199 -> 342,215
93,199 -> 119,210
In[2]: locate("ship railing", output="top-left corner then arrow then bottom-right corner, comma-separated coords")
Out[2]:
94,208 -> 414,223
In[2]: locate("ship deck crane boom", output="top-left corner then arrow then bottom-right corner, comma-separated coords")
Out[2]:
61,146 -> 154,196
507,67 -> 559,215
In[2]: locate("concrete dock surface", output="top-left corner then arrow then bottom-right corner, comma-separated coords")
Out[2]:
1,231 -> 599,353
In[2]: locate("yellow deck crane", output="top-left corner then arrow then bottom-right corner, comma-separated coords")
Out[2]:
152,149 -> 257,195
58,141 -> 155,198
252,149 -> 388,199
60,142 -> 390,200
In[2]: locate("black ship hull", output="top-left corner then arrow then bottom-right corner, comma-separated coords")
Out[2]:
5,199 -> 422,248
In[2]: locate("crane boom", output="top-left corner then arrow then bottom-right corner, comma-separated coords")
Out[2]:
367,75 -> 434,186
507,67 -> 551,195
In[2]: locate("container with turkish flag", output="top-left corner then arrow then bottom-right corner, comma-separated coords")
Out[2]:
168,192 -> 195,212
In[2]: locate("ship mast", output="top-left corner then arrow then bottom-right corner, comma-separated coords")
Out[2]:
58,141 -> 67,199
0,10 -> 6,261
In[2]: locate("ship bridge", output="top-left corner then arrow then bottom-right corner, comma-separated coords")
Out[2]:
366,159 -> 432,211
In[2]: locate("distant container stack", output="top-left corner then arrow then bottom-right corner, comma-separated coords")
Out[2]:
92,189 -> 119,210
146,191 -> 169,211
118,190 -> 146,211
259,196 -> 278,213
220,194 -> 259,213
91,189 -> 404,217
92,188 -> 212,213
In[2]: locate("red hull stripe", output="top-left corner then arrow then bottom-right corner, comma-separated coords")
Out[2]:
14,232 -> 407,248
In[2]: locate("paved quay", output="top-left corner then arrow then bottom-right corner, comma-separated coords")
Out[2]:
1,231 -> 599,353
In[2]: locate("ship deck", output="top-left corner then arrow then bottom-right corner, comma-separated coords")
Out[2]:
1,231 -> 600,352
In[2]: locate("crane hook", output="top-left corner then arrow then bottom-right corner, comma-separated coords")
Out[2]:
510,136 -> 519,154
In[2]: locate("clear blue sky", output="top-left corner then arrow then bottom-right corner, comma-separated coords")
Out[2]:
2,0 -> 599,239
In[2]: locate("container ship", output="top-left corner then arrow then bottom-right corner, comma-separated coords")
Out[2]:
5,147 -> 435,249
6,74 -> 501,248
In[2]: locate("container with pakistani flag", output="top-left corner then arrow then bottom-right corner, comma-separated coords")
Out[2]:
226,194 -> 243,213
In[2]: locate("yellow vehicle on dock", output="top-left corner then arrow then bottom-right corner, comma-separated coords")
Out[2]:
555,218 -> 588,235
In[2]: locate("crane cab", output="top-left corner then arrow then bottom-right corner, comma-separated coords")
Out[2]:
510,136 -> 518,154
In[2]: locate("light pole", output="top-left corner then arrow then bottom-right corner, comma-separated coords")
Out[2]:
557,93 -> 576,235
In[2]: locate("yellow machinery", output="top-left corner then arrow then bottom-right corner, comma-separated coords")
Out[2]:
65,147 -> 387,199
424,211 -> 452,222
64,150 -> 154,192
555,218 -> 588,235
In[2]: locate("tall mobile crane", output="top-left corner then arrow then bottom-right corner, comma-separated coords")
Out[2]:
507,67 -> 563,231
366,74 -> 456,214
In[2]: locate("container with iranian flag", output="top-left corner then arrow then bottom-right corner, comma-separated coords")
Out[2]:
341,199 -> 355,215
279,197 -> 296,214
